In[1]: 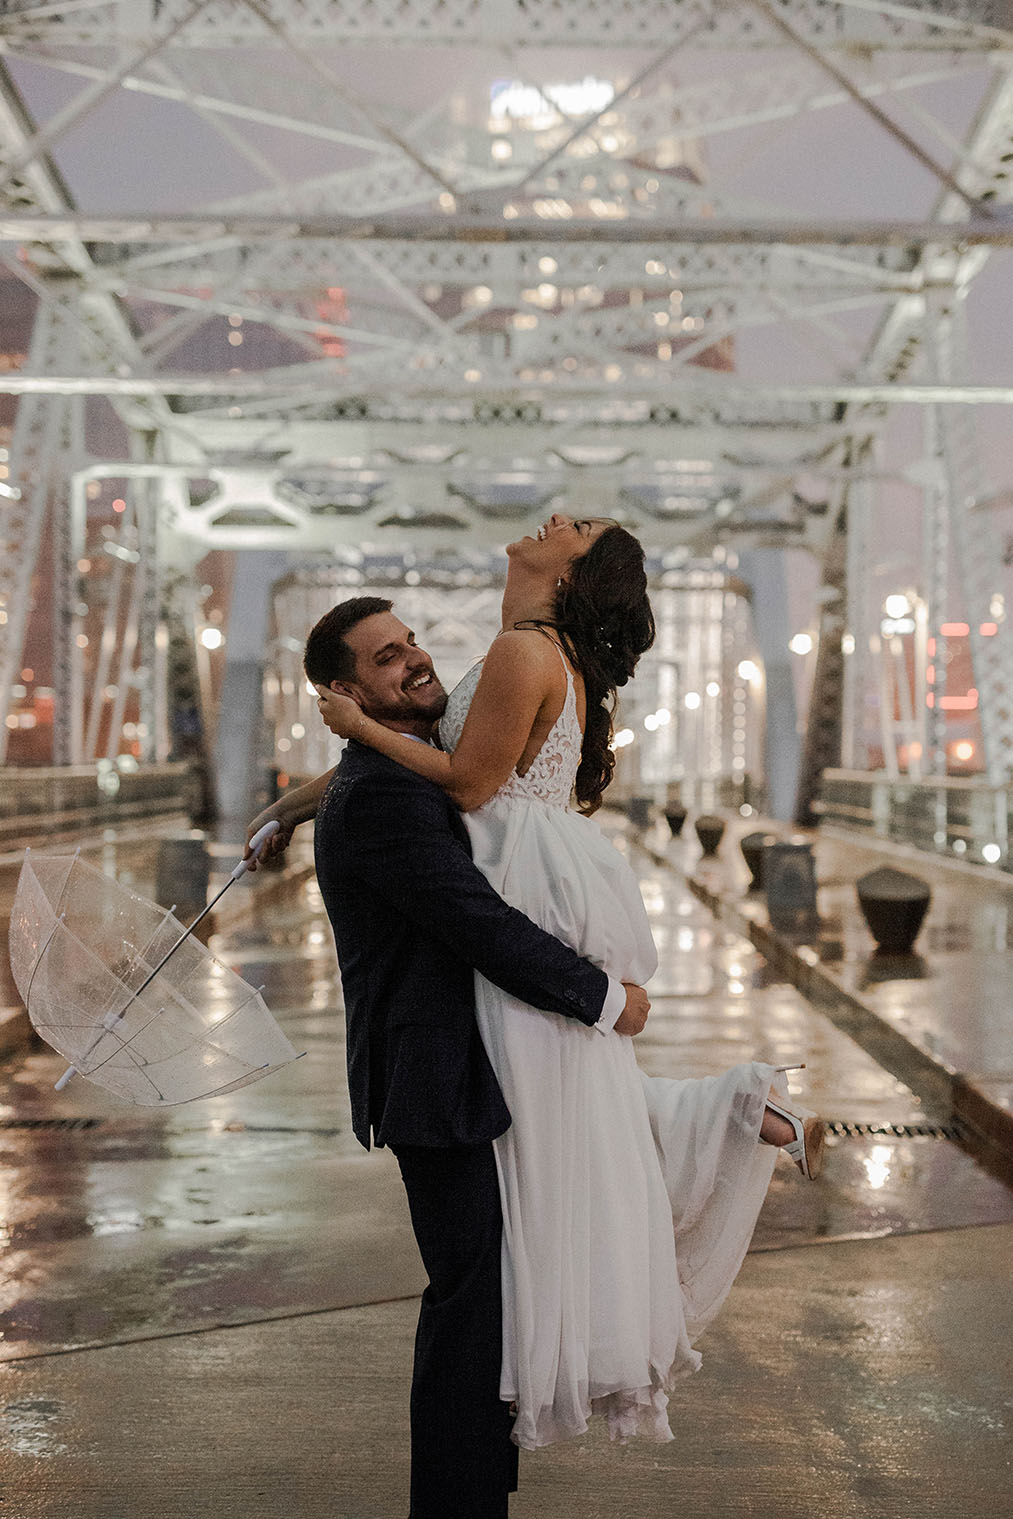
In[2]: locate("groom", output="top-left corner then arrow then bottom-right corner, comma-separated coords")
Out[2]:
248,596 -> 649,1519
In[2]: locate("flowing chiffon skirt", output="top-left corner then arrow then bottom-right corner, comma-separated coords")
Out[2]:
466,797 -> 782,1449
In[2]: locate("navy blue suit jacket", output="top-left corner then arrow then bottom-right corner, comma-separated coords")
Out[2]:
314,741 -> 610,1150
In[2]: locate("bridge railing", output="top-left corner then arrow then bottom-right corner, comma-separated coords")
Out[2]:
815,769 -> 1011,873
0,763 -> 197,848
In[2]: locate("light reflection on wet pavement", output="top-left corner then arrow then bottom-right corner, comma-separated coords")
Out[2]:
642,815 -> 1013,1161
1,822 -> 1011,1362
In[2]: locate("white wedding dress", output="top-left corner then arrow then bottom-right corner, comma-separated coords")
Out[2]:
439,650 -> 784,1451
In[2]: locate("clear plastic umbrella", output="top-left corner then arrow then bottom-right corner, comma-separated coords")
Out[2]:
7,823 -> 303,1105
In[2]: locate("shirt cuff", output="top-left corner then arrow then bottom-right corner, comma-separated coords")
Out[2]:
595,976 -> 626,1034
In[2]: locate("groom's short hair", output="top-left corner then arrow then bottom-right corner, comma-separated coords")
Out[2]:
304,596 -> 394,686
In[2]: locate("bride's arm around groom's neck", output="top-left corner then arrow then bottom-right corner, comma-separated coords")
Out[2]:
242,767 -> 336,868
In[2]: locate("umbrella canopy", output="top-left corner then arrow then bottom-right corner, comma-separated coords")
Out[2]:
8,849 -> 301,1105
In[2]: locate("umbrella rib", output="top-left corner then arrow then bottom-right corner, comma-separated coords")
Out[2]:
83,1007 -> 267,1086
114,979 -> 279,1072
51,849 -> 82,920
82,874 -> 238,1042
182,1063 -> 277,1103
37,1017 -> 117,1032
118,1037 -> 170,1103
23,912 -> 66,1012
72,1009 -> 167,1078
71,1017 -> 170,1101
93,904 -> 181,1029
20,849 -> 80,1011
81,1016 -> 223,1104
196,982 -> 269,1041
87,976 -> 268,1072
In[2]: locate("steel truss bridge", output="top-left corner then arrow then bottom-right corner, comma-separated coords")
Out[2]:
1,0 -> 1013,822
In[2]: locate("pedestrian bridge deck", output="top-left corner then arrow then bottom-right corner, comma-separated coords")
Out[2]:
0,819 -> 1010,1516
646,813 -> 1013,1176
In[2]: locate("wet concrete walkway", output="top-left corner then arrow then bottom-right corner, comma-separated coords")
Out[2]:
640,813 -> 1013,1174
1,821 -> 1011,1516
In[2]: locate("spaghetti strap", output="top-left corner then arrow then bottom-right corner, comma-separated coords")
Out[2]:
511,622 -> 575,691
547,635 -> 575,694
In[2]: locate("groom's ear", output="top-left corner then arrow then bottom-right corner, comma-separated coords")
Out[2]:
330,678 -> 363,705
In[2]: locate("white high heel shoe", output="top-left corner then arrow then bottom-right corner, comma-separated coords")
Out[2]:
764,1064 -> 826,1180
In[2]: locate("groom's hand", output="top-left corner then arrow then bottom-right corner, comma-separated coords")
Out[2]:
614,982 -> 650,1036
243,804 -> 295,871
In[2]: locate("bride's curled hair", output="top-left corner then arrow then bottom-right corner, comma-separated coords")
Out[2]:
523,525 -> 654,815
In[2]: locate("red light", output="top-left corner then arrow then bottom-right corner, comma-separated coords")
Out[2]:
980,623 -> 999,636
112,498 -> 126,513
940,689 -> 979,711
940,622 -> 969,637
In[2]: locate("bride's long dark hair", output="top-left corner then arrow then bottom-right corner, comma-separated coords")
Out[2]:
519,525 -> 655,815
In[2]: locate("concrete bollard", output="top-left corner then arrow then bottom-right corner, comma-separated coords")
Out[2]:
765,839 -> 818,932
856,866 -> 931,955
155,837 -> 211,916
740,831 -> 779,891
626,796 -> 653,830
664,803 -> 688,838
694,814 -> 726,856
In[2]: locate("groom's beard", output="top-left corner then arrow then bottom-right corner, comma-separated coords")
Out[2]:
360,673 -> 448,733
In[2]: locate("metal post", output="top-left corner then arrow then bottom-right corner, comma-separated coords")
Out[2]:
841,445 -> 872,771
921,393 -> 950,777
50,369 -> 81,767
136,472 -> 162,767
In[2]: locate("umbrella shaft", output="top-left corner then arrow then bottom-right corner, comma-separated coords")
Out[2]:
77,877 -> 235,1067
124,877 -> 233,1000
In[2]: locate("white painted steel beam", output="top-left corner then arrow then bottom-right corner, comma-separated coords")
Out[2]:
5,213 -> 1013,245
0,0 -> 213,194
4,373 -> 1013,403
0,0 -> 1009,50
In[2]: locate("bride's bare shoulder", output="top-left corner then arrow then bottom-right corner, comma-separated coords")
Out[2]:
490,626 -> 563,666
476,627 -> 562,701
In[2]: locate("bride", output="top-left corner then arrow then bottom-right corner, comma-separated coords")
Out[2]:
276,514 -> 823,1449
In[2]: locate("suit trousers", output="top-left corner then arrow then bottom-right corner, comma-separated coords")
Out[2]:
393,1141 -> 519,1519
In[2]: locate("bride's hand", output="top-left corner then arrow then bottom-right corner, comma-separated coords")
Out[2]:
317,686 -> 365,740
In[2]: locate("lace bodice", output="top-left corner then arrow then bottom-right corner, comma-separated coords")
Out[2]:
438,648 -> 582,809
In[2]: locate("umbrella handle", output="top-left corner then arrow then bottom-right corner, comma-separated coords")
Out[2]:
230,819 -> 282,880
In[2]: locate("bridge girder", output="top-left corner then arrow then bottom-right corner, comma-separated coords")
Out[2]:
1,0 -> 1010,51
1,0 -> 1012,777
